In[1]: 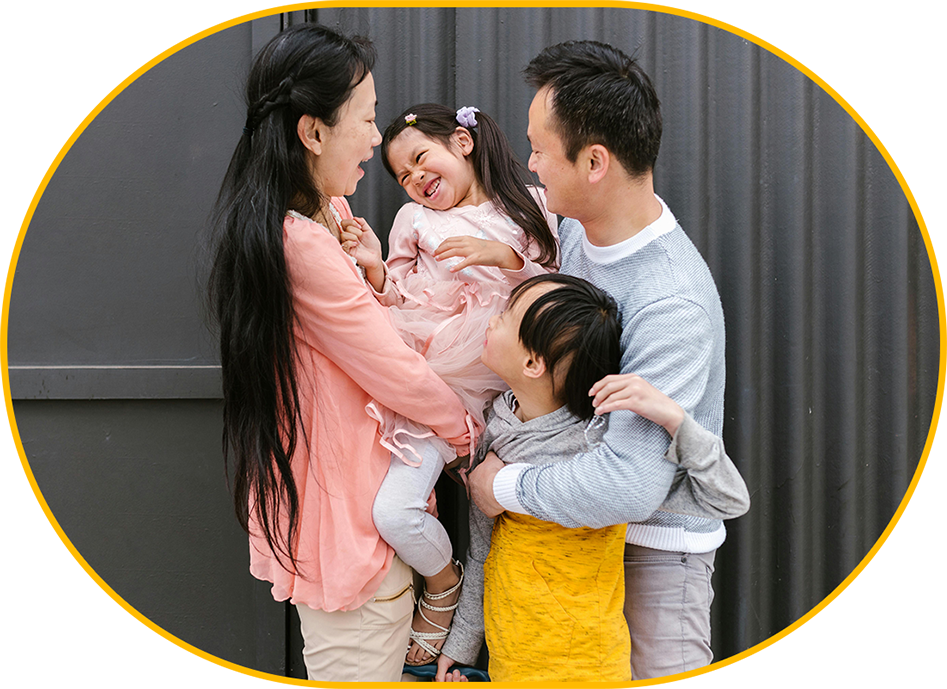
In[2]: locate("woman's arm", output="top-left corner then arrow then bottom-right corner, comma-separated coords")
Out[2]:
285,214 -> 470,448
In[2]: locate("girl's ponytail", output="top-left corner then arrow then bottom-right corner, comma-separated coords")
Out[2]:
468,110 -> 558,268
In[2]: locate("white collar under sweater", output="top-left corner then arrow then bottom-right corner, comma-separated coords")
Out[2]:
580,194 -> 676,264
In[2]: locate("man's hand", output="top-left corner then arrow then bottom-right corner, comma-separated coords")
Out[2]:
467,450 -> 505,517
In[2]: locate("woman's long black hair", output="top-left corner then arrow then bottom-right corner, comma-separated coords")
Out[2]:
380,103 -> 558,268
207,24 -> 375,573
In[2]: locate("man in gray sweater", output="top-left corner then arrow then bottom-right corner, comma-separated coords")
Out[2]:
468,40 -> 732,679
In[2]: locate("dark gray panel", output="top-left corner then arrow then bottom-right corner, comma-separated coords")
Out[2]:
8,23 -> 254,367
14,399 -> 286,674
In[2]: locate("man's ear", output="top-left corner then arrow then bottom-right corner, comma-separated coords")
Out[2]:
451,127 -> 475,157
587,144 -> 610,184
298,114 -> 326,156
523,355 -> 547,380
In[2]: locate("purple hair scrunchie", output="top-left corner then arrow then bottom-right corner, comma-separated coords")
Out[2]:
455,106 -> 480,129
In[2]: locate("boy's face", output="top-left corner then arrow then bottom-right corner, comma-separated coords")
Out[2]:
481,295 -> 529,383
527,87 -> 584,217
481,283 -> 555,384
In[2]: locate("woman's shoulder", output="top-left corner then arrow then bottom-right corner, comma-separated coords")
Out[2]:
283,211 -> 346,269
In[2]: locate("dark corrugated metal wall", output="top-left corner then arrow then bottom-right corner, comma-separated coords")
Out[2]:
309,5 -> 940,662
7,6 -> 938,677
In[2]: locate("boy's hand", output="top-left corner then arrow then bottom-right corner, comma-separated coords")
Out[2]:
435,654 -> 468,682
590,373 -> 685,437
434,236 -> 524,272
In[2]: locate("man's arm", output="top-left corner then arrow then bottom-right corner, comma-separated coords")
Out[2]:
479,298 -> 717,528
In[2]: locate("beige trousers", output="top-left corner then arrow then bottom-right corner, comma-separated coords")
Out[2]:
296,555 -> 415,682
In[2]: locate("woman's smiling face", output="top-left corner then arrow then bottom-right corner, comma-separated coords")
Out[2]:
385,126 -> 482,210
312,73 -> 382,198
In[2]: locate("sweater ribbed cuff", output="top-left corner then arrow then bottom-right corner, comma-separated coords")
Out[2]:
493,463 -> 529,514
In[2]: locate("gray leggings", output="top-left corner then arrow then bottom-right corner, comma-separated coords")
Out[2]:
372,438 -> 453,577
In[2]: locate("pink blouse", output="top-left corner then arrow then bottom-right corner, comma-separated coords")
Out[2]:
248,197 -> 472,612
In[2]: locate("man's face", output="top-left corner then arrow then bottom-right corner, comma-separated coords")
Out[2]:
527,87 -> 583,217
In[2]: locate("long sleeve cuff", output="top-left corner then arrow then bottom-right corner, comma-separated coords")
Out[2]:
493,463 -> 529,514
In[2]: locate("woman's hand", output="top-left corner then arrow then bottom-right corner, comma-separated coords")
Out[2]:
434,236 -> 524,272
435,654 -> 468,682
590,373 -> 685,437
340,217 -> 385,290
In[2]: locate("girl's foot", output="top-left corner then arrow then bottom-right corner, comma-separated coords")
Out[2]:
406,560 -> 464,665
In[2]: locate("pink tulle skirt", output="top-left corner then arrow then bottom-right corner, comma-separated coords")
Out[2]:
367,272 -> 510,467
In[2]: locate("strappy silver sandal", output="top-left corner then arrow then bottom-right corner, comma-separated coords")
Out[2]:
405,560 -> 465,665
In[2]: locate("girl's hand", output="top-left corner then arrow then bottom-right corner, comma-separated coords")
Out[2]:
434,236 -> 524,272
590,373 -> 686,437
340,217 -> 385,290
435,654 -> 468,682
340,217 -> 383,271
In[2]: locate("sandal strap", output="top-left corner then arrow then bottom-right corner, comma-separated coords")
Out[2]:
405,560 -> 466,663
416,603 -> 451,634
422,560 -> 465,601
420,596 -> 459,614
409,635 -> 442,659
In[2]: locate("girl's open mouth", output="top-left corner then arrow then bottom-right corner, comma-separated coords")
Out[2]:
424,178 -> 441,198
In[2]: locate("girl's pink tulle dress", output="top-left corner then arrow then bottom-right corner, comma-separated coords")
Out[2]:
369,188 -> 558,466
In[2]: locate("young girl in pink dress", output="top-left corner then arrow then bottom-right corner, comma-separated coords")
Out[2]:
339,103 -> 558,665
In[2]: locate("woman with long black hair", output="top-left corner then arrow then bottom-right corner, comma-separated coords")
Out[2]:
207,24 -> 472,681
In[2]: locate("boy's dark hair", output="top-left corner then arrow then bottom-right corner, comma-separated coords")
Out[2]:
381,103 -> 558,268
524,40 -> 662,178
509,274 -> 622,420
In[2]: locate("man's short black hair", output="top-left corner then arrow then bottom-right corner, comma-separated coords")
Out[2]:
524,40 -> 662,177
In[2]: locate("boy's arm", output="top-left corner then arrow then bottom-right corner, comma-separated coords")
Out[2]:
590,373 -> 749,520
440,502 -> 493,666
486,297 -> 715,528
660,413 -> 750,519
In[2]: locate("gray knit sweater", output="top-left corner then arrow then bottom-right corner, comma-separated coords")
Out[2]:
493,196 -> 730,552
442,391 -> 749,666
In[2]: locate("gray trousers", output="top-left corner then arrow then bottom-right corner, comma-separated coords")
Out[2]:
623,543 -> 716,679
372,439 -> 453,577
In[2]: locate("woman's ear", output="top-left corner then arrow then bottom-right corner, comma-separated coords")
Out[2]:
298,114 -> 326,156
451,127 -> 475,157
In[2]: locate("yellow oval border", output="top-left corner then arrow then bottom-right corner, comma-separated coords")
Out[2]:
7,0 -> 947,689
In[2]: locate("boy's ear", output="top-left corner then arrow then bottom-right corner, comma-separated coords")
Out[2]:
522,354 -> 547,380
452,127 -> 475,156
586,144 -> 610,184
298,114 -> 326,155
